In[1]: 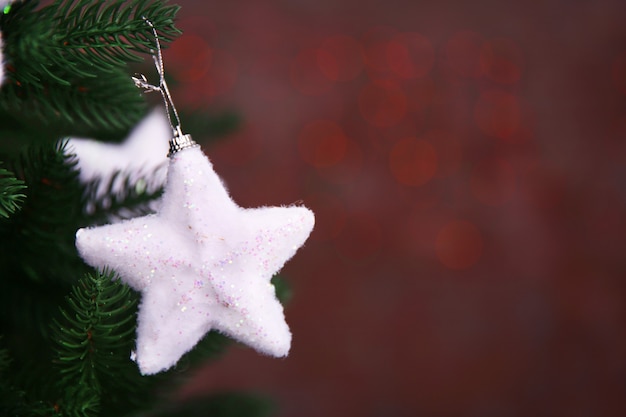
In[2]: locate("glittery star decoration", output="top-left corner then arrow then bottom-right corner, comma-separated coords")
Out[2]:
76,146 -> 315,375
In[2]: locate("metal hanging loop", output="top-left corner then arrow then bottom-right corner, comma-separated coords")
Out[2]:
132,18 -> 198,157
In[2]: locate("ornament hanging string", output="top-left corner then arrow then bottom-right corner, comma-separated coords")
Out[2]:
132,18 -> 197,157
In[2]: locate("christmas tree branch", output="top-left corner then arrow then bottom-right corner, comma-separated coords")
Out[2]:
0,141 -> 84,284
50,0 -> 181,68
0,67 -> 146,136
83,170 -> 164,226
0,339 -> 56,416
52,270 -> 140,416
1,0 -> 181,87
0,165 -> 26,218
0,0 -> 180,134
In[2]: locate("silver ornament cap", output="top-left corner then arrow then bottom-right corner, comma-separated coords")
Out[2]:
168,126 -> 198,157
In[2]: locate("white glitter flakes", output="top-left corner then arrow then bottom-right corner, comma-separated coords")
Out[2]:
75,147 -> 315,375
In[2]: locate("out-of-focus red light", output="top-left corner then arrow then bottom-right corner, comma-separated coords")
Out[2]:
470,157 -> 517,206
406,76 -> 436,112
202,48 -> 239,98
405,208 -> 450,258
474,90 -> 521,140
422,129 -> 462,178
387,32 -> 435,79
480,38 -> 524,84
361,26 -> 399,76
164,34 -> 212,82
290,48 -> 333,96
445,30 -> 486,78
518,164 -> 566,211
316,139 -> 364,185
358,79 -> 408,127
298,120 -> 348,168
249,54 -> 292,101
317,35 -> 365,82
435,220 -> 484,270
382,118 -> 419,142
389,137 -> 438,186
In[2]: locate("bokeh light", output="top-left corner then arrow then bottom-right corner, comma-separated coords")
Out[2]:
435,220 -> 484,270
470,157 -> 517,206
201,48 -> 239,98
316,139 -> 364,185
298,120 -> 348,168
291,48 -> 334,96
248,54 -> 292,101
389,137 -> 438,186
358,79 -> 408,127
387,32 -> 435,79
474,90 -> 521,140
361,25 -> 399,76
518,164 -> 566,211
317,35 -> 365,82
422,129 -> 463,178
382,118 -> 419,142
479,38 -> 524,84
445,30 -> 485,78
406,76 -> 436,112
405,208 -> 449,258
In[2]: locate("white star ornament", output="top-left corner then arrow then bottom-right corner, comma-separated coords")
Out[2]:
75,145 -> 314,375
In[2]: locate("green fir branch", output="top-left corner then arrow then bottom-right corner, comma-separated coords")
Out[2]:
0,66 -> 147,136
0,165 -> 27,218
0,339 -> 54,417
52,269 -> 139,417
49,0 -> 181,72
0,140 -> 85,284
83,170 -> 164,226
0,0 -> 181,88
0,141 -> 87,361
0,341 -> 10,374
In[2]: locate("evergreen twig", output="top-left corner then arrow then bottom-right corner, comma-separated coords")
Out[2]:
83,170 -> 164,226
1,0 -> 181,87
0,164 -> 26,218
48,0 -> 180,77
0,140 -> 85,285
0,66 -> 147,136
0,0 -> 180,134
52,269 -> 141,416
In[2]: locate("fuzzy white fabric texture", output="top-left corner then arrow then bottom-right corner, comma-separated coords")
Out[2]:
75,146 -> 315,374
67,109 -> 170,197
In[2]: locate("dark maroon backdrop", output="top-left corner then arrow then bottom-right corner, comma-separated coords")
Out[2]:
165,1 -> 626,416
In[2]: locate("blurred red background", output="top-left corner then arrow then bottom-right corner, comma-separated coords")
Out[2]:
165,1 -> 626,416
